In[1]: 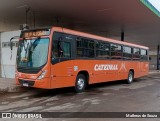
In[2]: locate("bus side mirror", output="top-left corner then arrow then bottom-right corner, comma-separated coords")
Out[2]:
10,36 -> 20,50
9,36 -> 20,59
10,41 -> 13,50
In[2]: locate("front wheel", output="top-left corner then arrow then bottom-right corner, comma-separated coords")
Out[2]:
127,71 -> 134,84
75,74 -> 86,93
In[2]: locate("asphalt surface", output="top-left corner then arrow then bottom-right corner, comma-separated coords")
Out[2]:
0,73 -> 160,121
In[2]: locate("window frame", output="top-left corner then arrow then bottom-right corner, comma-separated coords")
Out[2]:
110,43 -> 123,59
76,37 -> 95,58
133,48 -> 141,60
51,31 -> 149,62
140,49 -> 148,61
95,40 -> 110,59
122,46 -> 132,60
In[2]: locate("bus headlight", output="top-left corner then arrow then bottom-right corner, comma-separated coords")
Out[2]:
37,70 -> 47,80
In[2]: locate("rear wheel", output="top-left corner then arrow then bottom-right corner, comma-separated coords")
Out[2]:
127,71 -> 134,84
75,74 -> 86,93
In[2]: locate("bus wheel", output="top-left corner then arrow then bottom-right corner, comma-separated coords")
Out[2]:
75,74 -> 86,93
127,71 -> 134,84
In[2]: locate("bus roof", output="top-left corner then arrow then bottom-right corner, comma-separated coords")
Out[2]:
51,27 -> 149,50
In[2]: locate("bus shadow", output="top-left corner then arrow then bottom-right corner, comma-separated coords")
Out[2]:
30,80 -> 127,97
86,80 -> 126,91
26,78 -> 144,98
85,78 -> 146,92
30,87 -> 76,98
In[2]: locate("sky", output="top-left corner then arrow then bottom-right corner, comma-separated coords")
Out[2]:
148,0 -> 160,12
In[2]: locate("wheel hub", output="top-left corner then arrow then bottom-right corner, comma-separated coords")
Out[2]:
129,74 -> 133,82
77,78 -> 84,90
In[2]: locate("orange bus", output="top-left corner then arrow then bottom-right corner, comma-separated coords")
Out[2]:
14,27 -> 149,92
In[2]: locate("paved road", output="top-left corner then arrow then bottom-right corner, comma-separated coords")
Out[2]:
0,73 -> 160,121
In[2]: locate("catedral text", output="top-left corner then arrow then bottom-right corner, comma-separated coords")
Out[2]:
94,64 -> 118,71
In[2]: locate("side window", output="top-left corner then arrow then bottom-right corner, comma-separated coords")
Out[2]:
96,41 -> 110,59
60,41 -> 71,58
123,46 -> 132,59
76,38 -> 83,57
52,32 -> 71,58
111,44 -> 122,59
52,32 -> 62,58
141,49 -> 148,61
76,37 -> 95,58
133,48 -> 140,60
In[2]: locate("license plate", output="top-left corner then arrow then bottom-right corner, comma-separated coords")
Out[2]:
23,83 -> 29,87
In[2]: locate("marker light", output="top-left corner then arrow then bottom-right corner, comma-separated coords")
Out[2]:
37,70 -> 47,80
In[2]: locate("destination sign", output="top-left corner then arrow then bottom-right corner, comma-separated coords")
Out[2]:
22,29 -> 50,38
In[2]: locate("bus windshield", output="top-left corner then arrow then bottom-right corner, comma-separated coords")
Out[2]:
17,38 -> 49,68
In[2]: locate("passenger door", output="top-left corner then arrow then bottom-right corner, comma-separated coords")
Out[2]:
50,32 -> 75,88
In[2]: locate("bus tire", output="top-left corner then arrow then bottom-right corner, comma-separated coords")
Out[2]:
127,71 -> 134,84
75,74 -> 86,93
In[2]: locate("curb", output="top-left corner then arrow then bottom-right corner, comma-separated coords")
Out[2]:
0,85 -> 21,93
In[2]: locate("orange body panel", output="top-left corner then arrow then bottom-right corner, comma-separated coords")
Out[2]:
16,27 -> 149,89
16,60 -> 149,89
50,60 -> 149,88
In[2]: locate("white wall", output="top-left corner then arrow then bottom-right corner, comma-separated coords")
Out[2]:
1,30 -> 21,78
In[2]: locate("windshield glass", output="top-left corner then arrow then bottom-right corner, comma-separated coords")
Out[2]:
17,38 -> 49,68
